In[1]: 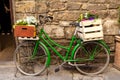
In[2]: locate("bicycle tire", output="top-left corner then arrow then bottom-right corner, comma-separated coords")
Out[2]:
14,41 -> 48,76
74,41 -> 110,75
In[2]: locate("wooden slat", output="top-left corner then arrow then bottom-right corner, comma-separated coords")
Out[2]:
18,36 -> 39,40
77,19 -> 103,41
79,25 -> 103,32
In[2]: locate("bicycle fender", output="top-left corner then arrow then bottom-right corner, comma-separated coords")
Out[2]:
70,43 -> 80,60
39,41 -> 51,67
97,40 -> 111,54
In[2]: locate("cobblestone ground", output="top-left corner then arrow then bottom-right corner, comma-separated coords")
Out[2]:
0,61 -> 120,80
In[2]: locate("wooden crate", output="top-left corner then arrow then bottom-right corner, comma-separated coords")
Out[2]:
114,36 -> 120,69
14,25 -> 36,37
77,19 -> 103,41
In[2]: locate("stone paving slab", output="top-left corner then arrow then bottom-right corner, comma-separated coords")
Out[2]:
48,65 -> 73,80
0,61 -> 120,80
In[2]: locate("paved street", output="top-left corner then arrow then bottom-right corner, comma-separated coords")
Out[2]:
0,61 -> 120,80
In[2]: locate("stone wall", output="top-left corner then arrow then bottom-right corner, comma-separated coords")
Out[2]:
13,0 -> 120,52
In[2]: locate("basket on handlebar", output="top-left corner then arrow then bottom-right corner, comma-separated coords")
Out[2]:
77,19 -> 103,41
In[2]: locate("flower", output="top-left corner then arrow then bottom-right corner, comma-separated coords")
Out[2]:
15,16 -> 38,27
77,12 -> 99,22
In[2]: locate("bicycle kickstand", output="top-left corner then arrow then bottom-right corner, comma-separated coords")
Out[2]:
54,61 -> 66,72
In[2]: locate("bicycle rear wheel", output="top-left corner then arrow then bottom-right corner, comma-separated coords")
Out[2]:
14,41 -> 48,76
74,41 -> 110,75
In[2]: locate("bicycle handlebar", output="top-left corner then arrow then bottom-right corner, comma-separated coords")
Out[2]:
39,15 -> 53,24
69,22 -> 80,27
39,14 -> 80,27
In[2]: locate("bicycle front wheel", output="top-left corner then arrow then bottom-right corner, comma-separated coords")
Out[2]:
74,41 -> 110,75
14,41 -> 48,76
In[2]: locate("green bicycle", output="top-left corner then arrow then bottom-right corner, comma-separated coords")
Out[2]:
14,15 -> 110,76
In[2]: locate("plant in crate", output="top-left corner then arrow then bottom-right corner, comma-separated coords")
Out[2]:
77,11 -> 99,22
15,16 -> 38,27
76,12 -> 103,41
14,16 -> 38,37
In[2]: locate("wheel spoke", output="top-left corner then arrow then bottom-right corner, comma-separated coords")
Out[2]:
14,42 -> 48,76
74,41 -> 109,75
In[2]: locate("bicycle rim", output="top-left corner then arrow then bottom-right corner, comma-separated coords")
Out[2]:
74,41 -> 110,75
14,42 -> 48,76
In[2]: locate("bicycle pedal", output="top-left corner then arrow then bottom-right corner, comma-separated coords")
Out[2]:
55,68 -> 60,72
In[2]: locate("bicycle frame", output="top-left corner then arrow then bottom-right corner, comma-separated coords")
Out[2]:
36,28 -> 81,61
31,27 -> 110,66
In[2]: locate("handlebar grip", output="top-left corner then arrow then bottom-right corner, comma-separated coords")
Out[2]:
47,16 -> 53,20
46,16 -> 53,22
39,15 -> 44,19
69,22 -> 79,26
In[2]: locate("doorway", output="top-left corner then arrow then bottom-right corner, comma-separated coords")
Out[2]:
0,0 -> 12,34
0,0 -> 15,61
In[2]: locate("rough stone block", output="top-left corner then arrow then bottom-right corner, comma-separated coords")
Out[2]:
15,1 -> 35,12
59,21 -> 71,27
44,25 -> 65,39
86,4 -> 107,10
15,13 -> 36,22
69,0 -> 88,2
49,1 -> 66,11
67,2 -> 81,10
104,36 -> 115,44
36,2 -> 48,13
103,19 -> 120,35
108,43 -> 115,52
109,4 -> 119,9
95,10 -> 108,19
108,10 -> 118,19
89,0 -> 106,3
65,27 -> 75,39
54,11 -> 80,21
108,0 -> 120,4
